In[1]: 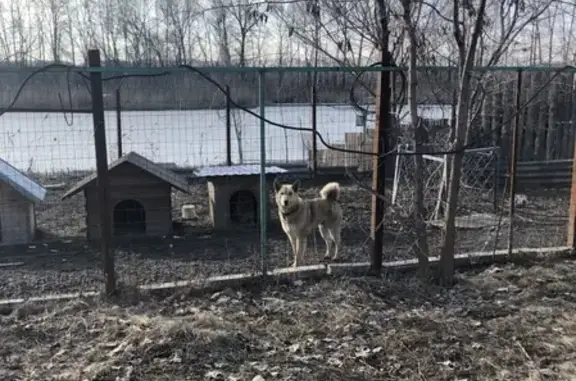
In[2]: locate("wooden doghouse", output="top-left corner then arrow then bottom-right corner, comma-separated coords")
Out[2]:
0,158 -> 47,245
61,152 -> 190,240
195,165 -> 288,230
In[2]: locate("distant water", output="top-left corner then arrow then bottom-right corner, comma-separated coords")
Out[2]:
1,104 -> 452,173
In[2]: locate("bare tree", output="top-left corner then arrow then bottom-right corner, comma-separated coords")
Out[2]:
39,0 -> 67,62
211,3 -> 232,65
400,0 -> 430,275
208,0 -> 268,66
74,0 -> 98,62
0,0 -> 36,63
8,0 -> 32,63
157,0 -> 199,64
97,0 -> 121,62
437,0 -> 554,285
559,3 -> 576,62
65,0 -> 77,63
437,0 -> 489,286
275,0 -> 382,67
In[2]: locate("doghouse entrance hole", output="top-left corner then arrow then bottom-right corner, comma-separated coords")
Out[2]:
113,199 -> 146,235
229,190 -> 257,225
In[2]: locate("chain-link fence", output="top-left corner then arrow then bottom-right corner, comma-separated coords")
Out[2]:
392,145 -> 499,220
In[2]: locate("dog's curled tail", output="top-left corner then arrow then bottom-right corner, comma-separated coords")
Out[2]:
319,182 -> 340,201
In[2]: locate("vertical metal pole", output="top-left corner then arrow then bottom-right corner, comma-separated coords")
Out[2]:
311,0 -> 319,176
258,70 -> 268,276
567,133 -> 576,249
115,88 -> 122,159
370,0 -> 391,274
225,85 -> 232,166
88,49 -> 116,296
311,81 -> 318,175
507,69 -> 523,256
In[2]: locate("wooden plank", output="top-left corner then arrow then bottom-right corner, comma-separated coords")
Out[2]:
523,72 -> 537,161
499,157 -> 573,189
501,84 -> 513,163
329,246 -> 571,276
517,159 -> 572,166
514,174 -> 572,181
0,246 -> 570,308
535,77 -> 547,161
344,132 -> 370,169
546,81 -> 558,160
0,291 -> 100,307
514,167 -> 572,175
344,133 -> 359,168
0,262 -> 24,268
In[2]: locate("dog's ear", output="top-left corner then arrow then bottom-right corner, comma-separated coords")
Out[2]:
273,178 -> 282,192
292,179 -> 301,193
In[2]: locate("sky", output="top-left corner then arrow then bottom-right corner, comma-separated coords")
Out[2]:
0,0 -> 574,66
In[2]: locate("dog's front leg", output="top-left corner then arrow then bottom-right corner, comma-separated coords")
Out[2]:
331,226 -> 341,261
287,235 -> 297,266
292,237 -> 301,268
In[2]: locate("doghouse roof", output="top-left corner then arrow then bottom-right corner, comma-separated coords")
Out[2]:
195,164 -> 288,178
0,158 -> 47,204
61,152 -> 190,199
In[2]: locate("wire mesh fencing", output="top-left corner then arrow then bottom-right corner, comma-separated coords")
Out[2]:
99,70 -> 271,289
496,70 -> 574,251
1,63 -> 575,299
391,144 -> 501,254
0,68 -> 101,300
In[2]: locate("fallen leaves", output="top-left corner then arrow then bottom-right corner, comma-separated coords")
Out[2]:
1,259 -> 576,380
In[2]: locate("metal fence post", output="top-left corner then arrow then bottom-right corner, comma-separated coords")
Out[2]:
116,88 -> 122,159
225,85 -> 232,166
258,70 -> 268,276
88,49 -> 116,296
507,69 -> 523,256
370,26 -> 392,274
311,76 -> 318,176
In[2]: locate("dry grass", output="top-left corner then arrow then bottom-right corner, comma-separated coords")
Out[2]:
2,256 -> 576,380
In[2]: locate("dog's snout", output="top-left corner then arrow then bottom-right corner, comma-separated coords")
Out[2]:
283,200 -> 289,206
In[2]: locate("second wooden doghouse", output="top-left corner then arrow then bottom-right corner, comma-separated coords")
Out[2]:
61,152 -> 190,239
195,165 -> 287,230
0,158 -> 47,245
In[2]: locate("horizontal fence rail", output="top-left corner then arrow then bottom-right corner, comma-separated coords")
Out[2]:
502,159 -> 573,189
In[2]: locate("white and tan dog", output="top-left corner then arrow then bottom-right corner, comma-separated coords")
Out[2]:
274,179 -> 343,267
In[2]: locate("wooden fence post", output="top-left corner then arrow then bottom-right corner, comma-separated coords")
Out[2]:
88,49 -> 116,296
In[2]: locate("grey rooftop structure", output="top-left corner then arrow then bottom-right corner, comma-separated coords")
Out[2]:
0,158 -> 46,203
194,164 -> 287,178
61,151 -> 191,199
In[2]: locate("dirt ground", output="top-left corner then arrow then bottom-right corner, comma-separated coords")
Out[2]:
0,171 -> 569,300
1,256 -> 576,381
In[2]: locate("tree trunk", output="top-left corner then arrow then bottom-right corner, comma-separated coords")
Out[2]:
402,0 -> 429,276
439,89 -> 470,286
440,0 -> 487,286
